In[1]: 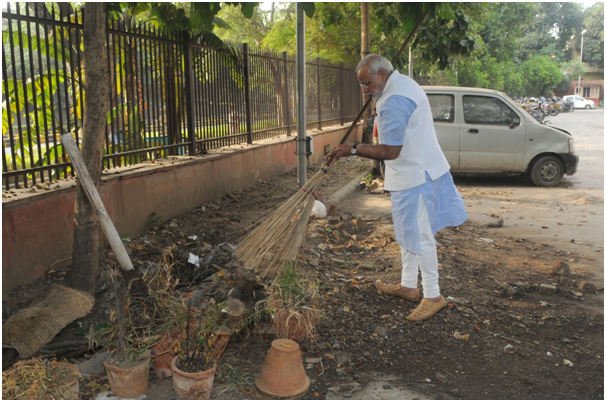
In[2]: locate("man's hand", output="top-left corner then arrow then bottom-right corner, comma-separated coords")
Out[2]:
324,144 -> 353,166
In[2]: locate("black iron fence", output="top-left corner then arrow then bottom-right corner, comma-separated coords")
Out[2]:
2,3 -> 363,190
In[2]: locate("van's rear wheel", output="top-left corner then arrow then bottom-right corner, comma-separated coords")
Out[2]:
531,156 -> 564,187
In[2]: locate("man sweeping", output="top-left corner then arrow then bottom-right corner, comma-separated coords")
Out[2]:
325,54 -> 467,321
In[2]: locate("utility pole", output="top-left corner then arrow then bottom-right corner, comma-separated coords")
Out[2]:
408,46 -> 413,77
577,29 -> 587,95
296,3 -> 307,186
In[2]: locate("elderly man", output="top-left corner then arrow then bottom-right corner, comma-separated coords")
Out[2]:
325,54 -> 467,321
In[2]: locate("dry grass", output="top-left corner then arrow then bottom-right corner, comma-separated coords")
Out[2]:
2,357 -> 79,400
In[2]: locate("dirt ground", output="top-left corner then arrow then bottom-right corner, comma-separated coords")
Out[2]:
2,156 -> 604,400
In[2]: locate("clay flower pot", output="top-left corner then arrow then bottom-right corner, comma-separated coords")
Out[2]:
171,357 -> 217,400
152,325 -> 231,378
50,361 -> 80,400
210,326 -> 232,361
256,338 -> 310,398
273,309 -> 317,340
151,336 -> 175,378
103,353 -> 151,398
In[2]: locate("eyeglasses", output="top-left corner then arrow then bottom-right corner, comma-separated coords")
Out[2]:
359,81 -> 371,89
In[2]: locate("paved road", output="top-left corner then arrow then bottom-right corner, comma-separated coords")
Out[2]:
339,109 -> 604,286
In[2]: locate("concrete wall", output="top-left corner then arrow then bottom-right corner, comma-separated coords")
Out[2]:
2,124 -> 361,294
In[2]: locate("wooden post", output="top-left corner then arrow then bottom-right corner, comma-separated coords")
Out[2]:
61,134 -> 134,271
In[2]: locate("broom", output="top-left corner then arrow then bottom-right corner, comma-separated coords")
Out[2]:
236,9 -> 431,281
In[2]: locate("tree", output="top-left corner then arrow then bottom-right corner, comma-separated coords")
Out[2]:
518,2 -> 583,62
579,3 -> 604,69
519,55 -> 563,96
71,2 -> 258,291
480,3 -> 534,62
72,3 -> 110,289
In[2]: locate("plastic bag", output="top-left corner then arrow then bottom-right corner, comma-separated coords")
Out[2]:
311,200 -> 327,218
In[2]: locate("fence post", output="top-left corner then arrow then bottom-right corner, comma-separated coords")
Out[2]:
283,51 -> 291,137
340,62 -> 345,126
182,31 -> 196,156
317,57 -> 322,130
243,43 -> 253,145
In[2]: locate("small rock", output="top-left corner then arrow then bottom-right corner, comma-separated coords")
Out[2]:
382,384 -> 392,389
76,351 -> 110,376
578,281 -> 596,292
540,283 -> 557,294
435,372 -> 449,384
306,357 -> 323,364
507,287 -> 517,296
373,326 -> 387,337
551,260 -> 570,276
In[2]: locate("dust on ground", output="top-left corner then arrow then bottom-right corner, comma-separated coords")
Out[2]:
2,156 -> 604,400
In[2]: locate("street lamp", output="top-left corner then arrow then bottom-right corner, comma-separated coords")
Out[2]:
577,29 -> 587,95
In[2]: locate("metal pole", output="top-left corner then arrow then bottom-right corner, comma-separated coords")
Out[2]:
283,51 -> 291,137
296,4 -> 306,186
243,43 -> 253,145
577,30 -> 586,95
408,46 -> 413,77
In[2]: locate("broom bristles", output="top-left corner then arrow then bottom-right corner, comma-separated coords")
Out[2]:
236,168 -> 327,281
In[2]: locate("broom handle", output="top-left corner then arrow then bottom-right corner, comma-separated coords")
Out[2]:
324,7 -> 431,167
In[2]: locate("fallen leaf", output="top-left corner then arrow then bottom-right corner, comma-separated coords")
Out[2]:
280,342 -> 292,348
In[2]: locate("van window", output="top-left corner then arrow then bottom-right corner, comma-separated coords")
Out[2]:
427,94 -> 454,123
463,95 -> 520,127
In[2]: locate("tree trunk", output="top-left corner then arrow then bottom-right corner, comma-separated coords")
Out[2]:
71,3 -> 110,291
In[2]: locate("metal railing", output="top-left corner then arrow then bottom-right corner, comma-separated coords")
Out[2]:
2,3 -> 363,190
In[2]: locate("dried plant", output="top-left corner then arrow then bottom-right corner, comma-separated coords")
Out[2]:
2,357 -> 79,400
266,261 -> 320,341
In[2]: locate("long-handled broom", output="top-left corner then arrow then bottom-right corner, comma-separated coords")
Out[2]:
237,9 -> 431,281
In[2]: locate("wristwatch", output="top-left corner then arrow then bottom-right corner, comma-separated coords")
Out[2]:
351,143 -> 359,155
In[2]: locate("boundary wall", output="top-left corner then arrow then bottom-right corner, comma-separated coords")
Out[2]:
2,124 -> 361,294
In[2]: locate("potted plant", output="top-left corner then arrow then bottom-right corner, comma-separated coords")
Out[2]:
102,269 -> 154,399
142,251 -> 193,379
267,261 -> 320,341
170,301 -> 228,400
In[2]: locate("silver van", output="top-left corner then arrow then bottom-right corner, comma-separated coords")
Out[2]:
423,86 -> 579,187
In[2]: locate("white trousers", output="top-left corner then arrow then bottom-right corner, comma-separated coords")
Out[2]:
400,194 -> 440,298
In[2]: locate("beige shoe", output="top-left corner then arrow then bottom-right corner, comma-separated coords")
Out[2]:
406,296 -> 447,321
375,280 -> 420,301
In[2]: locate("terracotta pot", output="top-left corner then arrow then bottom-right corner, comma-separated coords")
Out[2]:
171,357 -> 217,400
152,325 -> 231,378
273,309 -> 315,340
50,361 -> 80,400
151,336 -> 175,378
256,339 -> 310,398
103,353 -> 151,398
211,326 -> 232,361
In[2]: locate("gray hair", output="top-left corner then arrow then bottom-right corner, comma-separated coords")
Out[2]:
356,54 -> 393,75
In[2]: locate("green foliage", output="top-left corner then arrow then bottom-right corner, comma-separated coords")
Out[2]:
518,3 -> 583,62
479,3 -> 535,62
272,261 -> 318,311
519,56 -> 563,96
580,3 -> 604,69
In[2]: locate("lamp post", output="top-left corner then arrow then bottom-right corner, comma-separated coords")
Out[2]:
577,29 -> 587,95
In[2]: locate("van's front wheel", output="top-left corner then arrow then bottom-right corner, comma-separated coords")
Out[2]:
530,156 -> 564,187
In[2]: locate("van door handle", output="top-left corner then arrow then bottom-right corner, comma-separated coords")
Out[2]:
466,129 -> 479,134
